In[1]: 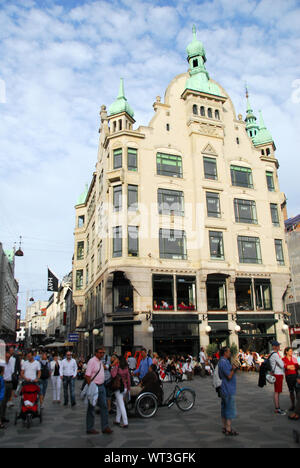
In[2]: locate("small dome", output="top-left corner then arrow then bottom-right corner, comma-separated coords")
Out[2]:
186,25 -> 206,61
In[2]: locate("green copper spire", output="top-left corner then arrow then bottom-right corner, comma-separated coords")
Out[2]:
76,183 -> 88,206
252,110 -> 274,146
245,85 -> 259,139
108,78 -> 134,118
184,25 -> 225,98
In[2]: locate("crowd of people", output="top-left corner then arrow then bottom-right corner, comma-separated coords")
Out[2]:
1,341 -> 300,438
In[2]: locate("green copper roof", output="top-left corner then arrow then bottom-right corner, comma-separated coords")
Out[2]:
252,110 -> 274,146
5,250 -> 14,263
76,183 -> 88,206
184,26 -> 225,98
108,78 -> 134,118
186,24 -> 206,61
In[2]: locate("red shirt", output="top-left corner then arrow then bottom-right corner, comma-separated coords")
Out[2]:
282,356 -> 299,376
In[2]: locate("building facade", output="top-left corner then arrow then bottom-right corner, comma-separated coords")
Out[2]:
0,243 -> 19,344
72,28 -> 291,356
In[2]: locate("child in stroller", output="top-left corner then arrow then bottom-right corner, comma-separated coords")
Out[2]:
15,382 -> 42,428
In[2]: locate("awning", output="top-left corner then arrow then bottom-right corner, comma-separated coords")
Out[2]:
104,320 -> 142,327
237,318 -> 278,323
152,320 -> 202,324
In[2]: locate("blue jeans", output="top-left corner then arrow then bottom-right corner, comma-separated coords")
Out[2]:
63,376 -> 76,405
86,384 -> 109,432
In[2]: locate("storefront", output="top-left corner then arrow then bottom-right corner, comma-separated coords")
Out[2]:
208,321 -> 230,348
236,315 -> 277,353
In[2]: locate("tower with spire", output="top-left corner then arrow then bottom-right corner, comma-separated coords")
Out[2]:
108,78 -> 135,134
245,85 -> 259,139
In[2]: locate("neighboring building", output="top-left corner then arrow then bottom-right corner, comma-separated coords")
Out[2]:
72,27 -> 291,356
16,320 -> 26,344
25,300 -> 48,347
0,243 -> 19,344
285,214 -> 300,343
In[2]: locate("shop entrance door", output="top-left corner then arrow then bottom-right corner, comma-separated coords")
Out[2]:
113,324 -> 133,356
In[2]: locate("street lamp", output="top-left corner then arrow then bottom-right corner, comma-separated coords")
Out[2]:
235,325 -> 241,333
205,325 -> 212,333
147,325 -> 154,333
84,332 -> 89,339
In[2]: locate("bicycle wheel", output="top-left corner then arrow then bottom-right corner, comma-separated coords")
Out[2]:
175,389 -> 195,412
135,393 -> 158,418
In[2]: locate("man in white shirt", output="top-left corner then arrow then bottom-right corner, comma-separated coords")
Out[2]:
183,358 -> 193,381
269,341 -> 286,415
60,351 -> 77,407
21,351 -> 41,383
0,352 -> 14,424
199,347 -> 207,365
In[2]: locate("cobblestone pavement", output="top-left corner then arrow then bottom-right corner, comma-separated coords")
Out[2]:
0,372 -> 298,448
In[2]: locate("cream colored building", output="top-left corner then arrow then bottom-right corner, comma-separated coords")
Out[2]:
72,28 -> 290,356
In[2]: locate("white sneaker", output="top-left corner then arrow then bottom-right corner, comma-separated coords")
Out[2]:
275,408 -> 286,415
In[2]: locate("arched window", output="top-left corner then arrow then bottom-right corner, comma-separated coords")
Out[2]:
113,121 -> 117,132
193,105 -> 198,115
193,59 -> 198,68
200,106 -> 205,117
266,148 -> 271,156
215,110 -> 220,120
261,149 -> 265,156
208,108 -> 212,118
119,120 -> 122,131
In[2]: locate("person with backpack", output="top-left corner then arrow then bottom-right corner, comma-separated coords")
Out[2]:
110,356 -> 131,428
39,352 -> 51,408
218,347 -> 239,436
269,341 -> 286,415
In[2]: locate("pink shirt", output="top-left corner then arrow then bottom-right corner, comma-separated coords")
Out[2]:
85,357 -> 104,385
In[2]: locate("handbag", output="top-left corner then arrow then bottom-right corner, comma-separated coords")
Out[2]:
80,362 -> 102,401
110,372 -> 124,393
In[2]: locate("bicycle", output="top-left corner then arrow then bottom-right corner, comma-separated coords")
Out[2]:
162,384 -> 196,412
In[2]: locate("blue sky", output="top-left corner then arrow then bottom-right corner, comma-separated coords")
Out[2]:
0,0 -> 299,317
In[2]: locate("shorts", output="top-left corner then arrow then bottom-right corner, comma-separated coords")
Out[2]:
274,375 -> 284,394
286,374 -> 297,393
221,395 -> 237,420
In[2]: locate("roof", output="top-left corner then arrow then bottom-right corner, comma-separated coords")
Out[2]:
285,214 -> 300,230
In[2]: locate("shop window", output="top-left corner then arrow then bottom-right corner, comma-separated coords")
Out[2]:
176,276 -> 196,310
77,241 -> 84,260
158,189 -> 184,216
270,204 -> 280,226
255,279 -> 272,310
113,185 -> 122,212
113,148 -> 122,169
266,171 -> 275,192
153,275 -> 174,310
235,278 -> 253,311
234,199 -> 257,224
231,165 -> 253,188
275,239 -> 284,266
159,229 -> 187,260
206,192 -> 221,218
128,148 -> 138,171
209,231 -> 224,260
128,185 -> 138,211
128,226 -> 139,257
113,226 -> 122,258
203,156 -> 218,180
238,236 -> 262,264
157,152 -> 182,178
206,275 -> 227,311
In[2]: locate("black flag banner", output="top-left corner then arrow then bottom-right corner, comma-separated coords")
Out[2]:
47,268 -> 59,292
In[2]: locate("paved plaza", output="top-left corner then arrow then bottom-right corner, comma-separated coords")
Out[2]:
0,372 -> 299,448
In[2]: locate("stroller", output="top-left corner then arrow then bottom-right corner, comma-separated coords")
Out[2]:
14,382 -> 42,428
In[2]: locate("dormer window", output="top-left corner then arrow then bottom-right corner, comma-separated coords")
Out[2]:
208,108 -> 212,118
193,105 -> 198,115
200,106 -> 205,117
193,59 -> 198,68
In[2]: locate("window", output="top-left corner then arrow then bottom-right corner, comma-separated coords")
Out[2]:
77,241 -> 84,260
207,108 -> 213,118
113,272 -> 133,313
128,148 -> 137,171
231,165 -> 253,188
238,236 -> 262,264
128,185 -> 138,211
98,241 -> 103,268
159,229 -> 187,260
275,239 -> 284,265
177,276 -> 196,310
99,170 -> 103,193
166,124 -> 170,131
206,192 -> 221,218
203,156 -> 217,180
200,106 -> 205,116
234,199 -> 257,224
266,171 -> 275,192
206,275 -> 227,310
128,226 -> 139,257
157,152 -> 182,178
261,149 -> 265,156
76,270 -> 83,290
215,110 -> 220,120
209,231 -> 224,260
158,189 -> 184,216
235,278 -> 253,311
193,59 -> 198,68
236,138 -> 240,145
193,104 -> 198,115
113,185 -> 122,212
86,266 -> 89,286
119,120 -> 122,131
255,279 -> 272,310
153,275 -> 174,310
266,148 -> 271,156
113,226 -> 122,257
270,204 -> 280,226
113,148 -> 122,169
78,215 -> 85,228
87,235 -> 89,254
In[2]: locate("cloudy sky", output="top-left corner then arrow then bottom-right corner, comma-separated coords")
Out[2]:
0,0 -> 299,318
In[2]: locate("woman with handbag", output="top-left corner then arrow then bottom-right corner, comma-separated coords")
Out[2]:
110,356 -> 131,428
